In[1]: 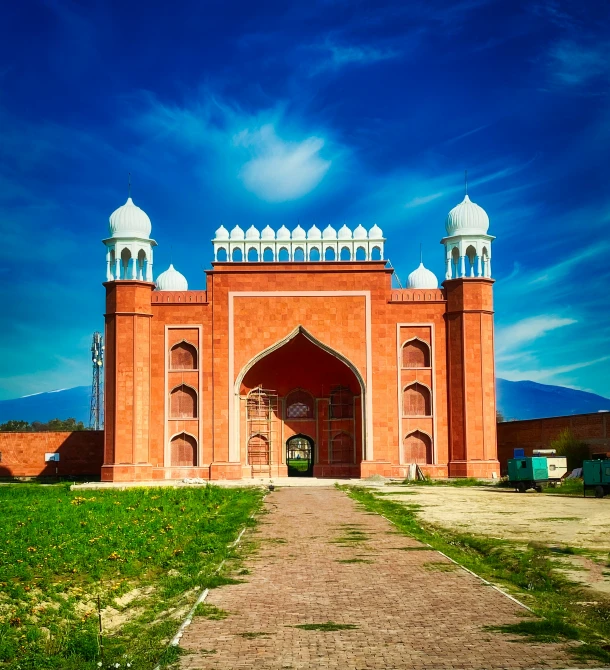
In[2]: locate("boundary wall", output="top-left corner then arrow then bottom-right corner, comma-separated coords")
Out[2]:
0,431 -> 104,479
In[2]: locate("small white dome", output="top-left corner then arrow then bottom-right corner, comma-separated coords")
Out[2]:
307,224 -> 322,240
246,225 -> 260,240
109,197 -> 152,238
323,224 -> 337,240
338,224 -> 352,240
230,225 -> 245,240
277,225 -> 291,240
369,224 -> 383,238
407,262 -> 438,290
292,224 -> 306,240
353,224 -> 367,239
156,264 -> 188,291
215,224 -> 229,240
445,194 -> 489,235
261,225 -> 275,240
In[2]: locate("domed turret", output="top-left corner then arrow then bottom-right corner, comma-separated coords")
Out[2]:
322,224 -> 337,240
230,225 -> 245,240
292,224 -> 306,240
353,224 -> 367,240
445,195 -> 489,235
214,224 -> 229,240
155,264 -> 188,291
277,225 -> 291,240
407,262 -> 438,289
109,198 -> 152,238
338,224 -> 352,240
261,225 -> 275,240
369,224 -> 383,239
246,225 -> 260,240
307,224 -> 322,240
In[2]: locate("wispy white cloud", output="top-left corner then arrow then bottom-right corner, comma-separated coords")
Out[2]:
309,39 -> 402,74
234,124 -> 331,202
495,315 -> 576,356
547,39 -> 610,88
134,93 -> 336,202
498,356 -> 610,384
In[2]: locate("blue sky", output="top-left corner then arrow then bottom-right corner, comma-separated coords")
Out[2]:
1,0 -> 609,400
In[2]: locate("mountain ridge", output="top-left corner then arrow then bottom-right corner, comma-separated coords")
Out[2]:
0,379 -> 609,426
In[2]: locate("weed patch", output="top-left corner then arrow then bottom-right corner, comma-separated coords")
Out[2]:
336,558 -> 373,564
293,622 -> 358,631
195,603 -> 230,620
423,561 -> 457,572
238,631 -> 272,638
0,483 -> 263,670
486,619 -> 580,643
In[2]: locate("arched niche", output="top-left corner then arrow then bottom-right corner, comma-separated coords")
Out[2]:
331,431 -> 354,464
403,430 -> 432,464
403,382 -> 431,416
170,432 -> 197,466
285,389 -> 314,419
170,384 -> 198,419
170,341 -> 198,370
402,338 -> 431,368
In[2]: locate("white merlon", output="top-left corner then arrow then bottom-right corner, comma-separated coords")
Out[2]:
212,223 -> 385,262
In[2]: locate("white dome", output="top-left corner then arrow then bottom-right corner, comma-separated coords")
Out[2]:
407,262 -> 438,289
323,224 -> 337,240
156,264 -> 188,291
445,195 -> 489,235
109,197 -> 152,238
230,225 -> 245,240
292,224 -> 306,240
307,224 -> 322,240
338,224 -> 352,240
353,224 -> 367,239
261,225 -> 275,240
215,224 -> 229,240
246,225 -> 260,240
369,223 -> 383,238
277,225 -> 291,240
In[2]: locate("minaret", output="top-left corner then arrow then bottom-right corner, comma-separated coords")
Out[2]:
442,183 -> 499,478
101,189 -> 156,481
103,184 -> 157,281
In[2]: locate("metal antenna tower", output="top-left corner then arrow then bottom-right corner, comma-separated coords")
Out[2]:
89,332 -> 104,430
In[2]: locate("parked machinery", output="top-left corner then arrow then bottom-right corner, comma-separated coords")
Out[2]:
583,453 -> 610,498
507,457 -> 549,493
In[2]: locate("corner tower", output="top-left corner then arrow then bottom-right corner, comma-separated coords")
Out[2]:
101,194 -> 156,481
442,190 -> 499,478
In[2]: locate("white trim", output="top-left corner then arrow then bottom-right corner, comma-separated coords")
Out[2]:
229,291 -> 372,462
396,323 -> 437,465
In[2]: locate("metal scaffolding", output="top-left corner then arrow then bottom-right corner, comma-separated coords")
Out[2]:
89,332 -> 104,430
244,386 -> 278,475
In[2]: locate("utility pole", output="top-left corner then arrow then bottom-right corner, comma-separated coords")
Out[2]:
89,332 -> 104,430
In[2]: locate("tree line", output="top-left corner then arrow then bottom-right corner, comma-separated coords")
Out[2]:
0,418 -> 88,432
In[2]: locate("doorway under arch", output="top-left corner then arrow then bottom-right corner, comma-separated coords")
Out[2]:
286,434 -> 314,477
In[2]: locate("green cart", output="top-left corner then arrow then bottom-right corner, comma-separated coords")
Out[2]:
583,458 -> 610,498
507,457 -> 549,493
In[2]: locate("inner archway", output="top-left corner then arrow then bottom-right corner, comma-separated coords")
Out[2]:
238,328 -> 365,477
286,434 -> 314,477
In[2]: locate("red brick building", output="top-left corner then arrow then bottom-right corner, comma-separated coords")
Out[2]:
101,193 -> 499,482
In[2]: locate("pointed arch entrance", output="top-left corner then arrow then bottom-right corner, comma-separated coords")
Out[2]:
234,326 -> 366,477
286,434 -> 314,477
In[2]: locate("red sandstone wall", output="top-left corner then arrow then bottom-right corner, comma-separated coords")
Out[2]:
0,431 -> 104,478
497,413 -> 610,473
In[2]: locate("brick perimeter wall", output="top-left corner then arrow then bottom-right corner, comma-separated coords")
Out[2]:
0,431 -> 104,479
497,413 -> 610,473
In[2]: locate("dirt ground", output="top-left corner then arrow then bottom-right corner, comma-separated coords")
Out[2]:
375,485 -> 610,596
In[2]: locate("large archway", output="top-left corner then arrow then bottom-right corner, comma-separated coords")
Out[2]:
236,328 -> 365,477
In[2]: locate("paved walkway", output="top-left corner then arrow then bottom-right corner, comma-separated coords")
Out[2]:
180,488 -> 578,670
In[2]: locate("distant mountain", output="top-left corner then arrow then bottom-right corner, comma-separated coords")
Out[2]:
0,386 -> 91,425
496,378 -> 610,421
1,379 -> 609,426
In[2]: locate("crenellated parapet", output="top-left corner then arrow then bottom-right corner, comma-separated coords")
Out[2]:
212,223 -> 385,262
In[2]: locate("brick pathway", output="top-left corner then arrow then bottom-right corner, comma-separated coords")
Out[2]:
180,488 -> 577,669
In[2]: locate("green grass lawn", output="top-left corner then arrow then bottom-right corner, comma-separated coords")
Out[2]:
0,484 -> 263,670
